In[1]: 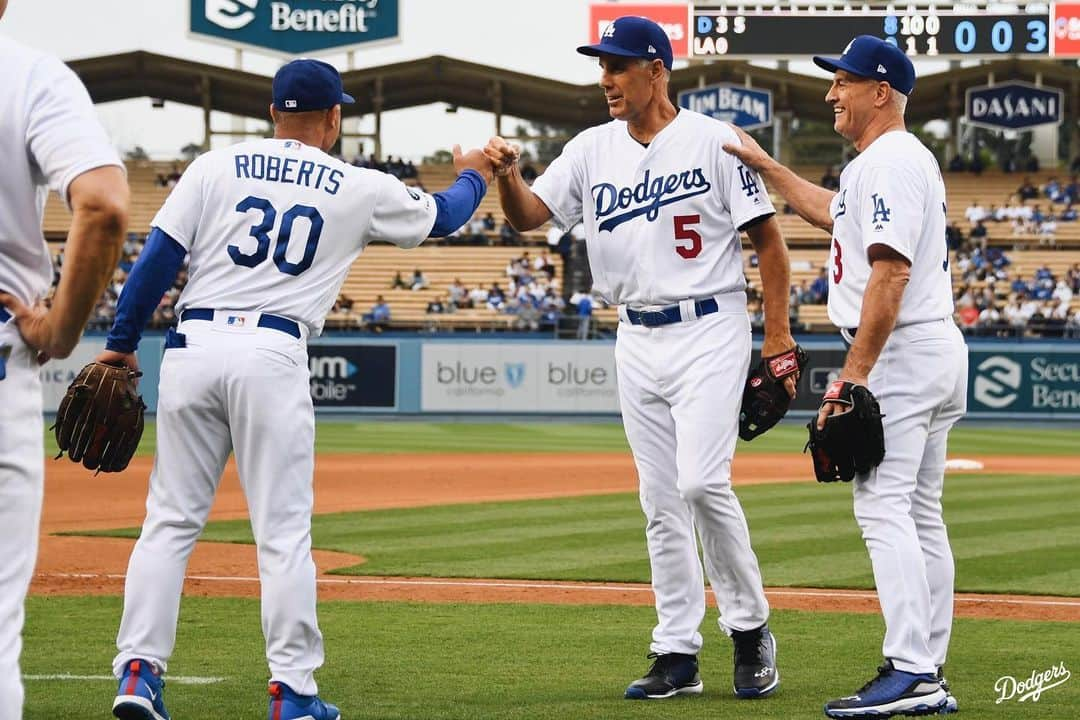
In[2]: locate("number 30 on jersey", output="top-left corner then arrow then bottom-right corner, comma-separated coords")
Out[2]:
231,195 -> 324,276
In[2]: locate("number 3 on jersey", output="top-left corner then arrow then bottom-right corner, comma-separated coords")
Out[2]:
231,195 -> 323,276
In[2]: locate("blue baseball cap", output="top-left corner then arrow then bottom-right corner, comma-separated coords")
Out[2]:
577,16 -> 673,71
813,35 -> 916,95
272,58 -> 355,112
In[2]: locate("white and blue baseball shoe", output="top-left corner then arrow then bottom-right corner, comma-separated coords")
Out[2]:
268,681 -> 341,720
824,660 -> 947,718
113,658 -> 170,720
936,668 -> 958,714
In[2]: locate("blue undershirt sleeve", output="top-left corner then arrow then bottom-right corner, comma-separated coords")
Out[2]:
429,169 -> 487,237
105,227 -> 188,353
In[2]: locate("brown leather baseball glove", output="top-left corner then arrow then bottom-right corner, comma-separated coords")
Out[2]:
53,361 -> 145,473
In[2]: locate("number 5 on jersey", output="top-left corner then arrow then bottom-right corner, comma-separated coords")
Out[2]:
231,195 -> 324,276
674,214 -> 702,259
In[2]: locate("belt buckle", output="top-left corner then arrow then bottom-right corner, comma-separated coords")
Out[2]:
638,310 -> 670,328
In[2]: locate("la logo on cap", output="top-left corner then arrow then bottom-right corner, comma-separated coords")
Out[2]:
603,23 -> 616,38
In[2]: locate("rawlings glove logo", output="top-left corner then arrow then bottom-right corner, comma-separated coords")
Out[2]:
591,168 -> 711,232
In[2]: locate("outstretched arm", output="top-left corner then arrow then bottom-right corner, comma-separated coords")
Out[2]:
483,136 -> 553,231
723,125 -> 836,234
428,145 -> 494,237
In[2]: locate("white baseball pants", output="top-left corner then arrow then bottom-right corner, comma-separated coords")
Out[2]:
616,301 -> 770,656
855,319 -> 967,675
114,318 -> 324,695
0,328 -> 43,720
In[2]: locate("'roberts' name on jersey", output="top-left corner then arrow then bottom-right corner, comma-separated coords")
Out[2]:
234,152 -> 343,195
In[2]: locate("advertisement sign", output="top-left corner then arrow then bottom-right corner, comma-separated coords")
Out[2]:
39,339 -> 106,413
965,82 -> 1064,130
191,0 -> 399,55
968,351 -> 1080,417
588,3 -> 691,59
422,343 -> 619,413
308,344 -> 396,408
677,83 -> 773,130
1053,3 -> 1080,57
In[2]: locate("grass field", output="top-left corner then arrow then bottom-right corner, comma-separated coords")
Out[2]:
42,420 -> 1080,457
37,421 -> 1080,718
23,598 -> 1080,720
84,473 -> 1080,596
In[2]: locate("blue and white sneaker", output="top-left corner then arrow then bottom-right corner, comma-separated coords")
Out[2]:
268,681 -> 341,720
937,669 -> 958,714
113,659 -> 170,720
824,660 -> 947,718
624,653 -> 703,699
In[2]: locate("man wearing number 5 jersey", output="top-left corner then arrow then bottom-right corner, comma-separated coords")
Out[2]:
485,16 -> 796,702
99,59 -> 494,720
725,36 -> 966,718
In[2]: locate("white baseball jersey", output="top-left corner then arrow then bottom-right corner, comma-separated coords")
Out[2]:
0,36 -> 121,720
826,131 -> 953,329
0,36 -> 122,304
153,138 -> 438,334
532,110 -> 774,306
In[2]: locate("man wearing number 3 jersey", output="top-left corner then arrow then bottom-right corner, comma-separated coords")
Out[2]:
485,16 -> 795,702
99,59 -> 494,720
725,35 -> 966,718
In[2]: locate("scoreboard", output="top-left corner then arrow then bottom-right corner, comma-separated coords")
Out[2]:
690,4 -> 1080,59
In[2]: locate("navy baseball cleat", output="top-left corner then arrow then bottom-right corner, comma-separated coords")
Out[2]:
113,658 -> 170,720
936,668 -> 958,714
268,681 -> 341,720
624,652 -> 703,699
732,623 -> 780,698
824,660 -> 947,718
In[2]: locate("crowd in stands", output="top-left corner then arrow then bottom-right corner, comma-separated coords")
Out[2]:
952,241 -> 1080,337
43,156 -> 1080,338
348,153 -> 418,180
961,175 -> 1079,246
153,164 -> 184,188
71,234 -> 188,331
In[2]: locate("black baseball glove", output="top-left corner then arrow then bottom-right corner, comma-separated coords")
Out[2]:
738,345 -> 808,441
53,361 -> 145,473
805,380 -> 885,482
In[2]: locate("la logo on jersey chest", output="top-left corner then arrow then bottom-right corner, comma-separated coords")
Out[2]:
590,167 -> 711,232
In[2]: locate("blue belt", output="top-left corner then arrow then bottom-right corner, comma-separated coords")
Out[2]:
180,308 -> 302,339
0,307 -> 10,323
625,298 -> 719,328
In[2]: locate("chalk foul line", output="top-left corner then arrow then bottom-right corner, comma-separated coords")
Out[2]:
23,674 -> 224,685
38,572 -> 1080,609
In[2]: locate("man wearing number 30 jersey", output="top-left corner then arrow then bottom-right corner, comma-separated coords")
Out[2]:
484,16 -> 796,702
98,58 -> 494,720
